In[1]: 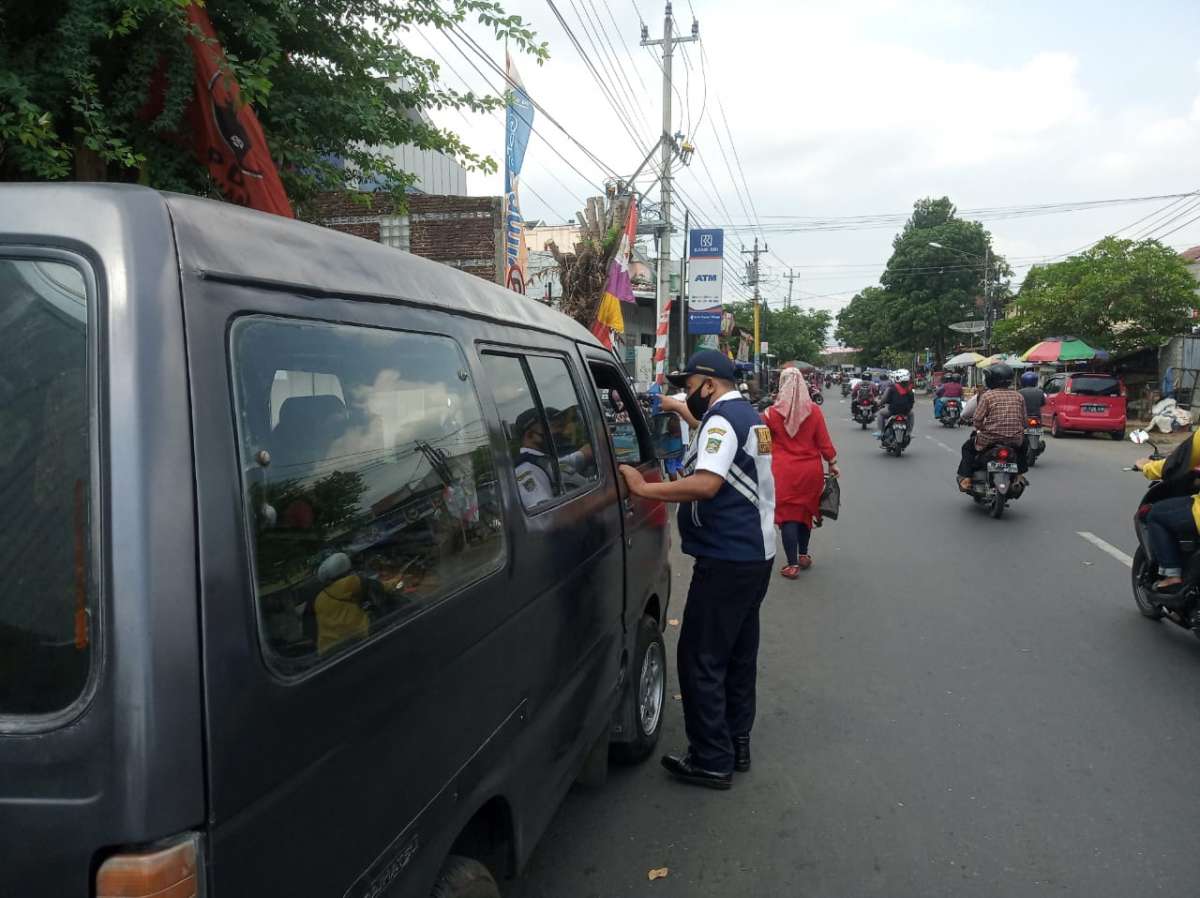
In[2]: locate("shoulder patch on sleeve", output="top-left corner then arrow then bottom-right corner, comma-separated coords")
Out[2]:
707,426 -> 728,436
705,436 -> 724,454
754,425 -> 773,455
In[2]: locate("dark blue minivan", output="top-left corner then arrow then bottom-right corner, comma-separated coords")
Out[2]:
0,185 -> 675,897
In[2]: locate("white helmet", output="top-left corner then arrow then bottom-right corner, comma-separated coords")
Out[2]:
893,368 -> 911,383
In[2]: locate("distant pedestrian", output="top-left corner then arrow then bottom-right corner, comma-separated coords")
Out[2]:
764,367 -> 838,577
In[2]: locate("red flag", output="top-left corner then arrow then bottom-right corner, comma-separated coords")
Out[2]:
590,319 -> 614,349
184,4 -> 293,217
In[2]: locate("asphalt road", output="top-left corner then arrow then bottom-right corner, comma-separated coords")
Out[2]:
508,392 -> 1200,898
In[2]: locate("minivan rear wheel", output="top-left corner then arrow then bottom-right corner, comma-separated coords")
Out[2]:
610,615 -> 666,764
429,856 -> 500,898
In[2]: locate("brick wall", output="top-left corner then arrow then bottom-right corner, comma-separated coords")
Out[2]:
303,191 -> 503,284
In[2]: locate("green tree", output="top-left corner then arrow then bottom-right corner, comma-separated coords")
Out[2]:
993,237 -> 1196,356
0,0 -> 545,206
727,302 -> 831,365
834,285 -> 892,366
879,197 -> 1010,362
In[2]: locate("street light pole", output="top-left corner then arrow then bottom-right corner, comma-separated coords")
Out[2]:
929,241 -> 992,354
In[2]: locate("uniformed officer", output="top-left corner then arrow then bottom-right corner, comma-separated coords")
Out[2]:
619,350 -> 776,790
512,407 -> 594,509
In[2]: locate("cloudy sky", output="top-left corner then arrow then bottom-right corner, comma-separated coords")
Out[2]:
417,0 -> 1200,318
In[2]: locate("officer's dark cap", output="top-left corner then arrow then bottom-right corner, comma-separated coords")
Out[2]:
667,350 -> 737,387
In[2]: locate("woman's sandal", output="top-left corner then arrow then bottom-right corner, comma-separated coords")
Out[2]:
780,565 -> 801,580
797,555 -> 813,570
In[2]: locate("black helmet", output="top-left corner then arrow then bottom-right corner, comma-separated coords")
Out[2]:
982,362 -> 1014,389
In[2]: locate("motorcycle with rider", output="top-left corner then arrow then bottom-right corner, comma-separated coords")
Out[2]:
1129,430 -> 1200,636
875,369 -> 916,456
957,363 -> 1029,518
1018,370 -> 1047,466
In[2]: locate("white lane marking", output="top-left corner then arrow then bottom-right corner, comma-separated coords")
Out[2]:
1077,531 -> 1134,568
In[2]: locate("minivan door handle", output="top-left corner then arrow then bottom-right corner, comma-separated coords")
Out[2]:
622,496 -> 634,515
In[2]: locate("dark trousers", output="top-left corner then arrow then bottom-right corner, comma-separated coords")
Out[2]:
1146,496 -> 1198,576
677,556 -> 773,774
780,521 -> 811,564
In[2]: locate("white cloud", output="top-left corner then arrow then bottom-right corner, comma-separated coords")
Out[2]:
429,1 -> 1200,309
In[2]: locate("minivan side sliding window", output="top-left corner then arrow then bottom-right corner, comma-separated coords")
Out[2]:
480,352 -> 598,512
0,256 -> 94,719
230,317 -> 505,673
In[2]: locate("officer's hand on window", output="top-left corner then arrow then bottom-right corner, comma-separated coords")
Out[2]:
619,464 -> 645,495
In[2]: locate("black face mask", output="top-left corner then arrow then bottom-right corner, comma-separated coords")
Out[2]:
686,381 -> 712,420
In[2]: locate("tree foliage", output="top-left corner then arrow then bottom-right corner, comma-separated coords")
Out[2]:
835,197 -> 1010,365
992,237 -> 1196,356
0,0 -> 546,207
728,301 -> 832,365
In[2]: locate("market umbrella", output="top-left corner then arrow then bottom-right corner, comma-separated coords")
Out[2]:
1021,336 -> 1110,364
785,360 -> 817,371
945,351 -> 985,368
976,353 -> 1030,369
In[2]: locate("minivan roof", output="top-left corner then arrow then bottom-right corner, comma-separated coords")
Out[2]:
0,184 -> 601,345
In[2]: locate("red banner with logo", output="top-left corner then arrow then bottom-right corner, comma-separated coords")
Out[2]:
184,4 -> 293,217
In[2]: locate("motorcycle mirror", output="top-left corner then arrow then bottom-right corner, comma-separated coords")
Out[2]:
1129,430 -> 1151,445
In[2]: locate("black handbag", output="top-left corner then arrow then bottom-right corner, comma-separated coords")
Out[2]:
818,475 -> 841,523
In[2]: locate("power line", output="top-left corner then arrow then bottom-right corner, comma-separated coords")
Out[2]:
440,27 -> 611,193
599,0 -> 649,92
546,0 -> 650,156
585,0 -> 650,124
409,29 -> 588,213
447,21 -> 623,179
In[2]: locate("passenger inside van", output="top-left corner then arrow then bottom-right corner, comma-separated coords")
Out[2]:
313,552 -> 368,655
513,408 -> 560,508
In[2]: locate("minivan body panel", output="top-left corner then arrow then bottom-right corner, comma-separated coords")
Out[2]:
0,185 -> 663,897
0,185 -> 204,896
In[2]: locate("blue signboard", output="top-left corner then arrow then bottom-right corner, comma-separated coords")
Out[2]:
689,229 -> 724,259
688,309 -> 723,335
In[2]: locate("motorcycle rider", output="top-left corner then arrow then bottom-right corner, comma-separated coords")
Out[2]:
1018,370 -> 1045,420
1134,435 -> 1200,591
874,369 -> 916,438
956,363 -> 1026,492
934,373 -> 964,419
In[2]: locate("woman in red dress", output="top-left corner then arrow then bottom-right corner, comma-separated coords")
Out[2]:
765,367 -> 839,578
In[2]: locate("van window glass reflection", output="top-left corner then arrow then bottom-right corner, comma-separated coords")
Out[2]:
231,318 -> 504,671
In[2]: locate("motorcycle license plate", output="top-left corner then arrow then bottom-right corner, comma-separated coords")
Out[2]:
1025,428 -> 1041,435
893,425 -> 906,432
987,462 -> 1019,473
1082,403 -> 1106,413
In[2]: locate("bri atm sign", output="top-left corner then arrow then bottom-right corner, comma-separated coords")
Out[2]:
688,228 -> 724,335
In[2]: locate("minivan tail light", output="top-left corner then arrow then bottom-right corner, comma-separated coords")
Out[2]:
96,834 -> 200,898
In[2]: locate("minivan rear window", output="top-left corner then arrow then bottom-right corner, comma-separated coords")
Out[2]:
1070,376 -> 1120,397
231,317 -> 505,673
0,257 -> 92,717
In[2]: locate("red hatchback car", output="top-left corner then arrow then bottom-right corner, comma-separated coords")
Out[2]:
1042,372 -> 1127,440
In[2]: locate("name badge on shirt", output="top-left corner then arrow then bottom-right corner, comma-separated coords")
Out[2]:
754,425 -> 772,455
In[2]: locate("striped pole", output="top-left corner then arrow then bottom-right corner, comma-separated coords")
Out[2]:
654,298 -> 673,385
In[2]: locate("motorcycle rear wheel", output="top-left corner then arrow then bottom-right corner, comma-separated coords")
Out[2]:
989,492 -> 1005,519
1131,546 -> 1165,620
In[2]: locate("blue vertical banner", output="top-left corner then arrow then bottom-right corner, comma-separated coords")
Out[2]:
504,55 -> 533,293
688,228 -> 724,334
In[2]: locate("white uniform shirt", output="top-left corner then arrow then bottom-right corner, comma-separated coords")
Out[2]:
514,448 -> 555,508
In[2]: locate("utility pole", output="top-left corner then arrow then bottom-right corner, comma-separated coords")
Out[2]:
679,207 -> 689,362
743,237 -> 767,386
642,3 -> 697,369
784,268 -> 800,309
982,243 -> 992,355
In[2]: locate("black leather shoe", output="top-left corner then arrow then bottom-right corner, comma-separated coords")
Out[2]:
661,753 -> 732,790
733,736 -> 751,772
